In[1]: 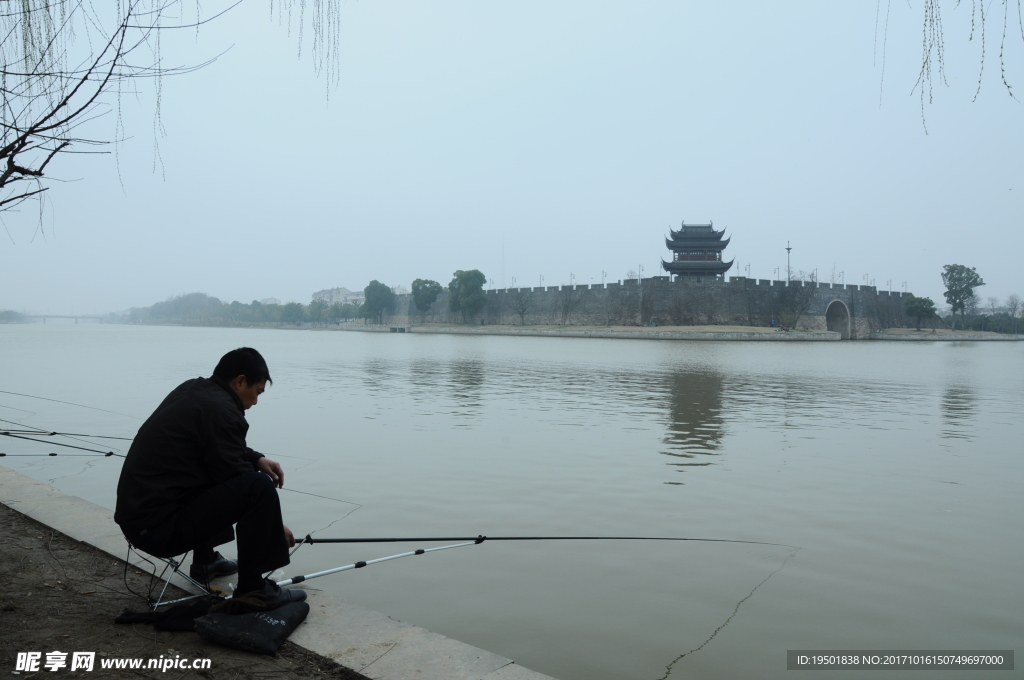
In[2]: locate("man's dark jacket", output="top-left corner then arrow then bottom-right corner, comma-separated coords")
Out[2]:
115,376 -> 264,532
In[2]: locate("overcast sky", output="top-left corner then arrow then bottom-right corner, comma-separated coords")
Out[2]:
2,1 -> 1022,315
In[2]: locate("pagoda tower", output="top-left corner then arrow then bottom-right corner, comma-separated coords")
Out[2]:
661,221 -> 734,279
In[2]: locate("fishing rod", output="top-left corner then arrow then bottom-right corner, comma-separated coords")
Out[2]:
278,534 -> 799,586
0,432 -> 119,455
0,429 -> 133,440
0,452 -> 123,457
300,535 -> 798,549
277,541 -> 477,586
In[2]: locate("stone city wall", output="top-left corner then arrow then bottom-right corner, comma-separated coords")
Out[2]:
384,277 -> 916,339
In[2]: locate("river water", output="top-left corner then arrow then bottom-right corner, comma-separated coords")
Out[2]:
1,324 -> 1020,679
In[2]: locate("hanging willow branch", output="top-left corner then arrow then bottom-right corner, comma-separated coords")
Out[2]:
881,0 -> 1024,132
0,0 -> 343,231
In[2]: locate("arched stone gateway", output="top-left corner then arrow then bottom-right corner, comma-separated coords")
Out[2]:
825,300 -> 851,339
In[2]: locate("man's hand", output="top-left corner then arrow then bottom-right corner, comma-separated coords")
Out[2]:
257,457 -> 285,488
283,524 -> 296,548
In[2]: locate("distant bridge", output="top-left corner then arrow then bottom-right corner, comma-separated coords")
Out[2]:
25,314 -> 109,324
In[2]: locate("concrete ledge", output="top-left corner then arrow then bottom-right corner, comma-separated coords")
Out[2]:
405,326 -> 840,341
0,465 -> 559,680
870,332 -> 1024,341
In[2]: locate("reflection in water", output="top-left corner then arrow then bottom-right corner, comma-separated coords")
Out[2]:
337,353 -> 934,488
361,358 -> 396,396
941,383 -> 976,440
661,371 -> 725,474
448,359 -> 485,421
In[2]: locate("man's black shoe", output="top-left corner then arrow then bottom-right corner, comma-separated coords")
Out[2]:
189,552 -> 238,582
239,579 -> 306,611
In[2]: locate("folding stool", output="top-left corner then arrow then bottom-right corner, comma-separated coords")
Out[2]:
124,541 -> 215,610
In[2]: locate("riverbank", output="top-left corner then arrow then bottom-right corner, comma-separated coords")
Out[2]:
0,465 -> 556,680
0,501 -> 364,679
336,323 -> 841,341
328,322 -> 1024,342
870,328 -> 1023,341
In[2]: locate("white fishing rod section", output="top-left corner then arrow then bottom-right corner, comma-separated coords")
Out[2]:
276,540 -> 480,586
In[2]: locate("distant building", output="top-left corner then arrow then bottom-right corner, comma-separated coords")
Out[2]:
312,287 -> 365,306
390,285 -> 409,296
260,297 -> 282,305
661,221 -> 734,279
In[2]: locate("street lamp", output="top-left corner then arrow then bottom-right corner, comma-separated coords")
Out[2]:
540,275 -> 544,288
785,241 -> 792,284
602,270 -> 607,286
774,267 -> 779,281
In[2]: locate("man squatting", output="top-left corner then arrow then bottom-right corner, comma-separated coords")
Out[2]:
114,347 -> 306,608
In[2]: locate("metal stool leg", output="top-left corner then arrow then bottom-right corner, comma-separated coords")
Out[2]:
125,542 -> 214,609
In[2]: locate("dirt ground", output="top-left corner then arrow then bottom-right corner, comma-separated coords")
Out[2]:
0,503 -> 368,679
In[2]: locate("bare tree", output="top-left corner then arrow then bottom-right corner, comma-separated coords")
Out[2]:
558,286 -> 583,325
777,276 -> 816,329
1,1 -> 344,232
965,293 -> 981,316
1006,294 -> 1021,334
986,296 -> 1001,316
0,2 -> 173,222
508,289 -> 532,325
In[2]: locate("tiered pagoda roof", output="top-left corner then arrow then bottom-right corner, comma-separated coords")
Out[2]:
662,221 -> 734,278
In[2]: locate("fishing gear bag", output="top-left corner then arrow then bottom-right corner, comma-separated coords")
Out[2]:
193,602 -> 310,654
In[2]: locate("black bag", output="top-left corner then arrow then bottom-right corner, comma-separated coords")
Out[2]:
115,596 -> 220,632
193,602 -> 310,654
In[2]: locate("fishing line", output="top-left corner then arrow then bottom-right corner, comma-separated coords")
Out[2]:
0,390 -> 140,418
0,404 -> 36,416
281,490 -> 364,558
279,487 -> 361,507
0,417 -> 45,430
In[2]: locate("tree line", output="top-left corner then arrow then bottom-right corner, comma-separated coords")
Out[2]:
902,264 -> 1022,334
115,269 -> 488,327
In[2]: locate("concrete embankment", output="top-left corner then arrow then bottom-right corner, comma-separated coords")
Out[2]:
869,331 -> 1024,341
0,465 -> 556,680
337,323 -> 840,341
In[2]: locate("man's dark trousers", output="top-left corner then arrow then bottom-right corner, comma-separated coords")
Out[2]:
126,472 -> 289,584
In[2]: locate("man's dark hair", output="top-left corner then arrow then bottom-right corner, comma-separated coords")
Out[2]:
213,347 -> 272,386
